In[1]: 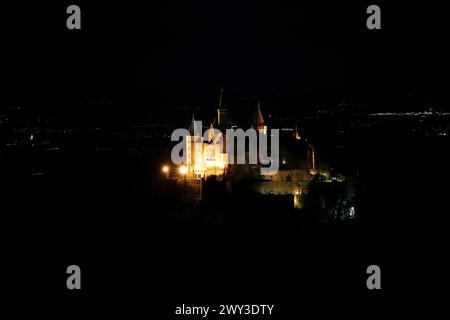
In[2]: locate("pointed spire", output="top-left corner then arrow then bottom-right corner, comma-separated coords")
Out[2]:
255,102 -> 265,127
208,123 -> 215,142
189,113 -> 196,134
218,86 -> 224,108
294,122 -> 302,140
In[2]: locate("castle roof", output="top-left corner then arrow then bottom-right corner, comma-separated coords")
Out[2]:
254,102 -> 265,127
189,113 -> 197,135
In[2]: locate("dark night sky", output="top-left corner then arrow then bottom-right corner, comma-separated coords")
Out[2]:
1,1 -> 449,110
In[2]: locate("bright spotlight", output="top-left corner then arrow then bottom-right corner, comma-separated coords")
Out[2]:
179,166 -> 188,175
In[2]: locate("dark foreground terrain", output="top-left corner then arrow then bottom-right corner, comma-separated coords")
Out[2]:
1,132 -> 448,317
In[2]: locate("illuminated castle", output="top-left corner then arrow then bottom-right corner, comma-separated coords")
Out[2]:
179,88 -> 327,211
185,88 -> 229,179
183,88 -> 315,186
184,88 -> 271,179
185,114 -> 227,179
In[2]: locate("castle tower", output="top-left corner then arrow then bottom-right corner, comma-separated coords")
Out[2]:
254,102 -> 267,134
208,123 -> 216,142
216,87 -> 231,129
215,87 -> 231,154
186,113 -> 205,179
294,122 -> 302,140
189,113 -> 197,135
